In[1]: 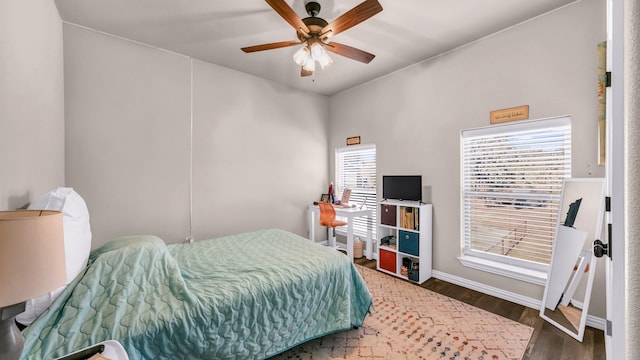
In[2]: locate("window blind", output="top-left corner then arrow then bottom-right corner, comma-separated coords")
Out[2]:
461,117 -> 571,270
336,144 -> 376,238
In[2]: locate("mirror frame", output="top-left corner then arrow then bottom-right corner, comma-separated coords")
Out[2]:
539,178 -> 606,341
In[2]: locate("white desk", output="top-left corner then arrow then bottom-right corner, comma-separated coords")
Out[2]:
308,204 -> 373,261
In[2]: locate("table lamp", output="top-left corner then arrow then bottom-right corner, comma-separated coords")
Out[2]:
0,210 -> 66,360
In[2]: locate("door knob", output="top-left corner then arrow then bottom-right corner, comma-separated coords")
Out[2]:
593,239 -> 609,258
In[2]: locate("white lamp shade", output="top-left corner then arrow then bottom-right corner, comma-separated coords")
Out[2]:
310,42 -> 325,61
302,56 -> 316,72
0,210 -> 66,308
292,46 -> 310,66
318,52 -> 333,69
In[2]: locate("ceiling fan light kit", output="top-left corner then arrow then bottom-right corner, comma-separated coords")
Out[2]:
241,0 -> 383,77
293,40 -> 333,71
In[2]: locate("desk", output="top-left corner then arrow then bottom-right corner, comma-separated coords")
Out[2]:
308,204 -> 373,261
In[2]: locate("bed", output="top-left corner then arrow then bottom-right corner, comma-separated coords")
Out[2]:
20,228 -> 373,359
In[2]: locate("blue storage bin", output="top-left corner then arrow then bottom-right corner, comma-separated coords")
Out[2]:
398,230 -> 419,256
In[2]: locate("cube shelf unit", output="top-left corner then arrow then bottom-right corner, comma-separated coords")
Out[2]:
377,200 -> 432,284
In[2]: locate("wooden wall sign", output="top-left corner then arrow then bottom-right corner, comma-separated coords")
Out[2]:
490,105 -> 529,124
346,136 -> 361,146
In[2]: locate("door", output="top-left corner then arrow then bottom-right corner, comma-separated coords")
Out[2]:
604,0 -> 624,357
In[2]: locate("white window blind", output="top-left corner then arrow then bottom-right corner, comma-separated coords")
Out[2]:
335,144 -> 376,238
461,117 -> 571,272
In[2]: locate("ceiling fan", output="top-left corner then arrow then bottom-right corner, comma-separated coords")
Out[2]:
241,0 -> 383,77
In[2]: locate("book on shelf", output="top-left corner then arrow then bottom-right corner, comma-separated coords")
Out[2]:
400,206 -> 420,230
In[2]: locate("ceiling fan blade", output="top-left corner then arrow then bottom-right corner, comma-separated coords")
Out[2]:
325,42 -> 375,64
241,40 -> 301,53
265,0 -> 310,35
301,67 -> 313,77
321,0 -> 382,38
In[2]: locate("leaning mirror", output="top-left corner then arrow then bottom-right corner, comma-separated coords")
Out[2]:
540,178 -> 606,341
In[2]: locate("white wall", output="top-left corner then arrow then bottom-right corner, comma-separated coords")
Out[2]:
63,24 -> 192,246
625,0 -> 640,354
0,0 -> 65,209
191,59 -> 329,240
62,24 -> 329,247
329,0 -> 607,317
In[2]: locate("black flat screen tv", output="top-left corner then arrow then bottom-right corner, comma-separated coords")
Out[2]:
382,175 -> 422,202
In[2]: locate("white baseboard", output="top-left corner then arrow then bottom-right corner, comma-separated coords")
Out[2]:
431,270 -> 605,331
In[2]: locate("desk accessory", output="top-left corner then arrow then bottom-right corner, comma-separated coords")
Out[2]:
341,188 -> 351,204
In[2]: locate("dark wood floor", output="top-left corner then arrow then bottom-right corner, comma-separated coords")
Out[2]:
354,258 -> 606,360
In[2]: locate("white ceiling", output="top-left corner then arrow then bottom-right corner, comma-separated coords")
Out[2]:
54,0 -> 577,96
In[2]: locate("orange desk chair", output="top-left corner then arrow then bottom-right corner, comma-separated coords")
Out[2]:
318,202 -> 347,249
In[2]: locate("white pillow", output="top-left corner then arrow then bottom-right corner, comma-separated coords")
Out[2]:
16,187 -> 92,325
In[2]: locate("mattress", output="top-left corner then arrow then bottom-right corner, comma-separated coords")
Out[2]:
21,229 -> 372,359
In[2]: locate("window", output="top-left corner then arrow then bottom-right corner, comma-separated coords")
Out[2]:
335,144 -> 376,238
460,116 -> 571,283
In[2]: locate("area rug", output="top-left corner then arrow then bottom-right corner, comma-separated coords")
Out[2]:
271,265 -> 533,360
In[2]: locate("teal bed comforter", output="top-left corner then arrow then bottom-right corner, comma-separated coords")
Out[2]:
21,229 -> 372,359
